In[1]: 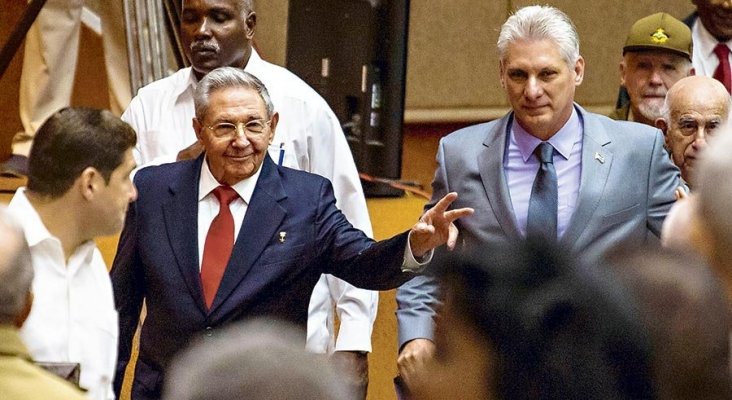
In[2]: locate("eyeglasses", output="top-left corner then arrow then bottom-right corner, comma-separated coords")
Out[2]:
205,120 -> 271,139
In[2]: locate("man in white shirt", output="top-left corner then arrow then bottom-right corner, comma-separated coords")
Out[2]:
687,0 -> 732,92
122,0 -> 377,393
7,107 -> 138,400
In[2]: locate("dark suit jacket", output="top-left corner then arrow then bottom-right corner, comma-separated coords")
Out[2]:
396,105 -> 681,347
111,155 -> 413,399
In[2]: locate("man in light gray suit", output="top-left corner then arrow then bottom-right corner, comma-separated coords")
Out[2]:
395,5 -> 682,390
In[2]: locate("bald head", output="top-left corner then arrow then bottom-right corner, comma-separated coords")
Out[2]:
0,207 -> 33,327
656,76 -> 730,185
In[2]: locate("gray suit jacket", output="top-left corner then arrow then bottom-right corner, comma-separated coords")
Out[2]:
396,105 -> 681,347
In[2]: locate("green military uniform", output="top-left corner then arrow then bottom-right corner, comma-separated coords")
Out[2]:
0,325 -> 86,400
608,103 -> 630,121
612,13 -> 693,120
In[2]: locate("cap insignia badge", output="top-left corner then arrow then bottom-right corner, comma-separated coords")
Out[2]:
651,28 -> 669,44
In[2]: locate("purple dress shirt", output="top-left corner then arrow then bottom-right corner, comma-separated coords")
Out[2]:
505,106 -> 583,239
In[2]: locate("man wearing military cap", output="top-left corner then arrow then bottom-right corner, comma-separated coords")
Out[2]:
610,12 -> 695,126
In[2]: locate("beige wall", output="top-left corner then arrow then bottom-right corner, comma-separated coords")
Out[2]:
253,0 -> 695,122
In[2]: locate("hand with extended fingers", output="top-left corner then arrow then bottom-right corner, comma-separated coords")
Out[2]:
408,192 -> 474,257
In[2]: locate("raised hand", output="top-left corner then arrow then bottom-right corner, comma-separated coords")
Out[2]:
409,192 -> 474,257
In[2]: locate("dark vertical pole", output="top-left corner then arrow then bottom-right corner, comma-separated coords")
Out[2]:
0,0 -> 48,78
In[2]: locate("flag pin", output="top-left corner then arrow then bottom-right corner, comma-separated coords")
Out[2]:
279,232 -> 287,243
594,152 -> 605,164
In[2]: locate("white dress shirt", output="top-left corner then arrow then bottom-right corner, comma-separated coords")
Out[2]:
8,188 -> 118,400
691,19 -> 732,79
197,158 -> 260,267
122,50 -> 377,353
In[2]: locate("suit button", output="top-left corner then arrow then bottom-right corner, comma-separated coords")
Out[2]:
205,326 -> 213,337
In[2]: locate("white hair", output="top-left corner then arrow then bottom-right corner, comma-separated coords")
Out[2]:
194,67 -> 275,121
497,5 -> 580,67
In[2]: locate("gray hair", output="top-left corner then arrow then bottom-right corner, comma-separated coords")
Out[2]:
497,5 -> 580,67
0,207 -> 33,325
194,67 -> 275,121
163,318 -> 355,400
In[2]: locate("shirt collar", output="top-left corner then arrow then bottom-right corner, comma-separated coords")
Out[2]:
512,106 -> 582,162
11,188 -> 54,247
694,19 -> 732,57
178,48 -> 264,102
243,49 -> 264,75
10,188 -> 98,264
198,156 -> 262,204
176,68 -> 199,100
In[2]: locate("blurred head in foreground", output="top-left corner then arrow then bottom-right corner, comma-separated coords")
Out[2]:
609,248 -> 732,400
412,239 -> 655,400
163,318 -> 354,400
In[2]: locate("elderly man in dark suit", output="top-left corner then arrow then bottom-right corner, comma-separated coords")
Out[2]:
396,4 -> 681,391
111,67 -> 472,400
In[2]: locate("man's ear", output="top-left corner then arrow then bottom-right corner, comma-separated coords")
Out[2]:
14,291 -> 33,328
499,61 -> 506,89
246,12 -> 256,40
619,59 -> 627,86
573,56 -> 585,86
193,118 -> 203,142
655,118 -> 668,136
268,112 -> 280,145
78,167 -> 101,200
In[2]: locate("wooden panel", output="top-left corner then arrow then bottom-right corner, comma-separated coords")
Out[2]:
405,1 -> 509,111
255,0 -> 696,122
252,0 -> 289,66
0,0 -> 27,162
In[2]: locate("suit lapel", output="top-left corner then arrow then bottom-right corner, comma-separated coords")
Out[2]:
162,157 -> 208,314
477,114 -> 522,239
561,107 -> 614,246
209,156 -> 287,313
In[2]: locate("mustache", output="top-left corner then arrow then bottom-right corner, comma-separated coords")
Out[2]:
641,90 -> 666,97
191,41 -> 219,53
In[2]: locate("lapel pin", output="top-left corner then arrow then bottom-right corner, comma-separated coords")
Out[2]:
279,232 -> 287,243
594,152 -> 605,164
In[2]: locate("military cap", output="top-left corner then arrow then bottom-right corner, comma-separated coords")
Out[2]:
623,12 -> 692,60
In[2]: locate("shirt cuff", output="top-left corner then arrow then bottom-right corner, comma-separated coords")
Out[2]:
402,231 -> 433,272
333,318 -> 375,352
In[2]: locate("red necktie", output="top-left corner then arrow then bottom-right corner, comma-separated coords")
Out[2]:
713,44 -> 731,94
200,186 -> 239,308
